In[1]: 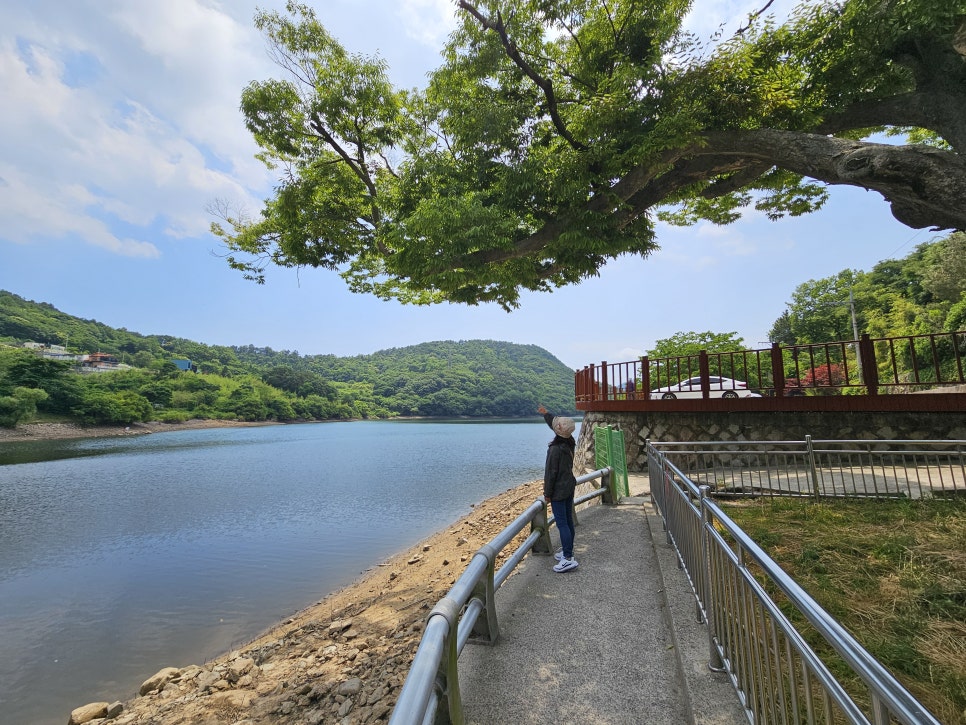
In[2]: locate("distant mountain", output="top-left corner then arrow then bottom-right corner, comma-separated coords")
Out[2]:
233,339 -> 576,417
0,290 -> 576,418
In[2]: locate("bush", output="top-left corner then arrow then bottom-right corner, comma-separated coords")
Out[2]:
0,387 -> 49,427
156,410 -> 192,423
72,390 -> 154,425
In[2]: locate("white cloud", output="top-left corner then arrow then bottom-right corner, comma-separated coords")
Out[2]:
682,0 -> 801,42
0,164 -> 160,257
0,1 -> 274,257
696,224 -> 757,256
398,0 -> 459,46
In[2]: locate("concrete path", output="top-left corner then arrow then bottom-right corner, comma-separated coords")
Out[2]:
457,477 -> 747,725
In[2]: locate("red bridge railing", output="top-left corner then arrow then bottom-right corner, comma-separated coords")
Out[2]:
575,331 -> 966,405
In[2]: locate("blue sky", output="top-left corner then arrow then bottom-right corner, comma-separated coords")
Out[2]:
0,0 -> 932,371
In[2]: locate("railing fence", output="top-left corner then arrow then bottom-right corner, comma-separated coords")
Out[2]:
652,437 -> 966,500
648,440 -> 949,725
576,330 -> 966,403
389,468 -> 616,725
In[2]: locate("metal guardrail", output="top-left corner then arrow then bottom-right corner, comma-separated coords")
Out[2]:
651,437 -> 966,500
389,468 -> 616,725
647,442 -> 944,725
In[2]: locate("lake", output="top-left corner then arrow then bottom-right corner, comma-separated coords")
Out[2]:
0,419 -> 572,725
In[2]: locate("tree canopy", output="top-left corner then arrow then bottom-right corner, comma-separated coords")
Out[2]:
768,231 -> 966,344
213,0 -> 966,309
0,291 -> 577,426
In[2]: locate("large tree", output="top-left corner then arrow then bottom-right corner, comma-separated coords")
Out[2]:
214,0 -> 966,309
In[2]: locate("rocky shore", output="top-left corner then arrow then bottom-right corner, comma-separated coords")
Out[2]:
64,478 -> 545,725
0,419 -> 279,443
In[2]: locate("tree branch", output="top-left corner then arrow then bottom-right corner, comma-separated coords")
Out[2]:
456,129 -> 966,271
458,0 -> 588,152
818,92 -> 966,153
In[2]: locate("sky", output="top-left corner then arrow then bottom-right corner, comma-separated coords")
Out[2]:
0,0 -> 936,371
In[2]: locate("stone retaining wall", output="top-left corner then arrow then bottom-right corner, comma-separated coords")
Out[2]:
576,410 -> 966,472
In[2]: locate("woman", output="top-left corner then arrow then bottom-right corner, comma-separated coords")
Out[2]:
537,405 -> 578,572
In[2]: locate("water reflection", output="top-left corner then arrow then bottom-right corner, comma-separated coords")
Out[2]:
0,420 -> 560,725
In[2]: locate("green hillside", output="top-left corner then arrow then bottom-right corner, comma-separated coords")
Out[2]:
0,291 -> 576,427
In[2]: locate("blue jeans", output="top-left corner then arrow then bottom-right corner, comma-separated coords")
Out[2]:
550,498 -> 575,559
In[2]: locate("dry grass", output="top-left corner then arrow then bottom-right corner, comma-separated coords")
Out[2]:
721,498 -> 966,725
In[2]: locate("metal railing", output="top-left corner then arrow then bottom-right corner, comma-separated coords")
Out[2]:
648,442 -> 943,725
575,329 -> 966,403
651,437 -> 966,500
389,468 -> 615,725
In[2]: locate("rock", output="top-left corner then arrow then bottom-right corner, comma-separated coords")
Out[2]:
305,710 -> 327,725
195,669 -> 222,691
338,677 -> 363,696
68,702 -> 109,725
139,666 -> 181,695
208,690 -> 254,709
338,696 -> 354,717
106,702 -> 124,718
228,656 -> 254,681
327,619 -> 352,636
370,703 -> 392,721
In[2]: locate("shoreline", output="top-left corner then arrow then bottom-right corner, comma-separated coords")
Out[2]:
63,475 -> 546,725
0,415 -> 558,444
0,418 -> 281,443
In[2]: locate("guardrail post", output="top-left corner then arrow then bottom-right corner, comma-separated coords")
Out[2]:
600,361 -> 609,401
699,351 -> 711,398
428,596 -> 464,725
601,466 -> 617,504
860,334 -> 879,395
530,499 -> 553,555
469,547 -> 500,645
641,356 -> 651,400
806,435 -> 820,500
771,343 -> 786,397
700,486 -> 726,672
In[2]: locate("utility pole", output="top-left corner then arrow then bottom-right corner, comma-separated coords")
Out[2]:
850,286 -> 862,383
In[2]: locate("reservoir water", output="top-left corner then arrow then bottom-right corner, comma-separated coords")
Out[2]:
0,419 -> 571,725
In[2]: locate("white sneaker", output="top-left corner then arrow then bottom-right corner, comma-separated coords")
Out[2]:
553,548 -> 564,561
553,557 -> 578,573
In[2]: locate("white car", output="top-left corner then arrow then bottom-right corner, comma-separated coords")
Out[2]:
651,376 -> 761,399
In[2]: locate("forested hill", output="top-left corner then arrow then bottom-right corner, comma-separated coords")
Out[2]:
232,340 -> 575,417
0,290 -> 576,422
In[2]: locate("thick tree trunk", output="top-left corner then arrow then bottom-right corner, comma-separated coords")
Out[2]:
701,129 -> 966,231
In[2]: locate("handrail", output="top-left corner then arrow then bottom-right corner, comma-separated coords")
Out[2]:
389,467 -> 615,725
648,442 -> 943,724
576,329 -> 966,403
650,437 -> 966,500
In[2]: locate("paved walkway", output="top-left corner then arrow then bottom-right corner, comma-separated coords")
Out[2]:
457,476 -> 746,725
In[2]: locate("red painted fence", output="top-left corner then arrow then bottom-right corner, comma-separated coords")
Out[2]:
576,331 -> 966,412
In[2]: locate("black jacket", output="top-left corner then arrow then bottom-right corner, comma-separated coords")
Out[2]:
542,413 -> 577,501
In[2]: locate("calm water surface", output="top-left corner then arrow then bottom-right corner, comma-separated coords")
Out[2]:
0,420 -> 569,725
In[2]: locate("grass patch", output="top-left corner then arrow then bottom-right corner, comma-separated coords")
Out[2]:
720,497 -> 966,725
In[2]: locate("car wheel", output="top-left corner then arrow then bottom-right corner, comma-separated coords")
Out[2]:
722,391 -> 738,399
662,392 -> 677,400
